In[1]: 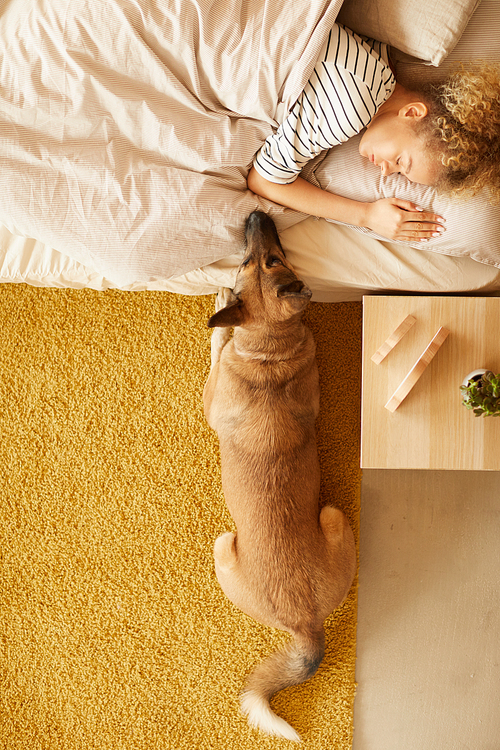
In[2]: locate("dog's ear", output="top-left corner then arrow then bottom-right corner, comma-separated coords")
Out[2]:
207,299 -> 245,329
276,280 -> 312,311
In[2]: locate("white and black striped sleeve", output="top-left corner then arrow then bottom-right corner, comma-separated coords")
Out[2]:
253,24 -> 396,184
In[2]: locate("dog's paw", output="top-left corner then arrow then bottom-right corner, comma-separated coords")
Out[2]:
215,287 -> 234,313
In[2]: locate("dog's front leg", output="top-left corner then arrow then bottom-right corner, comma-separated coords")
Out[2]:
210,327 -> 230,370
204,288 -> 233,426
209,287 -> 233,369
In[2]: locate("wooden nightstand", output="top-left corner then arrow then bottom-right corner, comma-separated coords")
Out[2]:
361,296 -> 500,470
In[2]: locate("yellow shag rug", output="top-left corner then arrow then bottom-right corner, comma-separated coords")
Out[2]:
0,285 -> 362,750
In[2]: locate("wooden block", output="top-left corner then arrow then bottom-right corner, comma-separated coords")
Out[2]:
371,314 -> 417,364
384,326 -> 450,412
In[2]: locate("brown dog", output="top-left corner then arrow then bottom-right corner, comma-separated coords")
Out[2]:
203,211 -> 356,742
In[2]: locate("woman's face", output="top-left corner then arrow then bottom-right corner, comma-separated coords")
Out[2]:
359,106 -> 438,186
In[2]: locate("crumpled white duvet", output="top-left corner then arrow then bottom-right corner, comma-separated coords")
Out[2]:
0,0 -> 342,286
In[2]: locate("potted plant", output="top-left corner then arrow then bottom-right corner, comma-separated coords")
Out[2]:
460,369 -> 500,417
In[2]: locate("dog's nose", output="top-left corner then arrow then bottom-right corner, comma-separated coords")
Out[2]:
245,211 -> 280,243
245,210 -> 268,234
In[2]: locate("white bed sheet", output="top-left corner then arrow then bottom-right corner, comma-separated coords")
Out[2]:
2,219 -> 499,302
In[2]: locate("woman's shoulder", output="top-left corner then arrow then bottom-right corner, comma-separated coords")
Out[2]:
322,24 -> 391,75
318,23 -> 395,103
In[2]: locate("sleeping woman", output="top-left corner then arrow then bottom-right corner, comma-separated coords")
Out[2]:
247,24 -> 500,244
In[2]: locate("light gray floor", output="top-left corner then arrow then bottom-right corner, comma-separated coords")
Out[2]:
353,469 -> 500,750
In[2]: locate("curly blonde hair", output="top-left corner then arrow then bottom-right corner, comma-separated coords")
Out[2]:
417,62 -> 500,202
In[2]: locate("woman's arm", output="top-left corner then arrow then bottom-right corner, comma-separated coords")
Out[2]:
247,167 -> 445,243
248,167 -> 369,225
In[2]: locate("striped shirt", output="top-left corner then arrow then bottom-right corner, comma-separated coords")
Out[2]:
253,24 -> 396,184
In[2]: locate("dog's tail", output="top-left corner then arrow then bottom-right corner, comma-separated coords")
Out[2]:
240,628 -> 325,742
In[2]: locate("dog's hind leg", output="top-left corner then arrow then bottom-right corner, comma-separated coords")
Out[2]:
214,533 -> 278,629
317,506 -> 357,616
214,531 -> 237,568
214,532 -> 243,602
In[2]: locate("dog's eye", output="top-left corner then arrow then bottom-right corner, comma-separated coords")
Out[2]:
266,257 -> 282,268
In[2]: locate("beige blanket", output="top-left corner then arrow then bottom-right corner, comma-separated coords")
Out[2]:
0,0 -> 342,285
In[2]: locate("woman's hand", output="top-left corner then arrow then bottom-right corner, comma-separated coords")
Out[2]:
364,198 -> 446,242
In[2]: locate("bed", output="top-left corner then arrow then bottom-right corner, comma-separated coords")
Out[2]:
0,0 -> 499,301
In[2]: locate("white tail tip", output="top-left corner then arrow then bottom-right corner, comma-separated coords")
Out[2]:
240,690 -> 301,742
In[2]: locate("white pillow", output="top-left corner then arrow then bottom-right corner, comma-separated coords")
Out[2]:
393,0 -> 500,89
303,133 -> 500,270
337,0 -> 480,65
